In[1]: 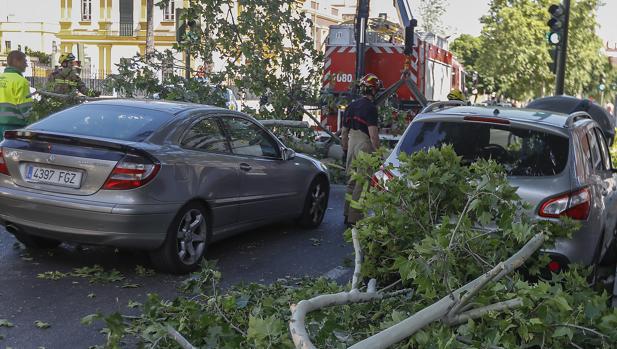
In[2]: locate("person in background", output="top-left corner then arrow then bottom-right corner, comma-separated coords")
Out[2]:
48,53 -> 97,96
0,50 -> 32,140
341,73 -> 382,227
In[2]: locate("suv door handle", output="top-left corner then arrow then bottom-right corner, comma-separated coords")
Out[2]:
240,163 -> 252,172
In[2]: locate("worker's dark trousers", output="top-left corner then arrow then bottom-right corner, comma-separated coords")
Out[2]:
344,129 -> 374,224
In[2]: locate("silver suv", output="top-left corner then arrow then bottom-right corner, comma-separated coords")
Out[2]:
375,104 -> 617,271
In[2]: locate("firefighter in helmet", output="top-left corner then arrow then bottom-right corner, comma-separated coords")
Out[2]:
341,73 -> 382,226
48,53 -> 97,96
447,88 -> 466,102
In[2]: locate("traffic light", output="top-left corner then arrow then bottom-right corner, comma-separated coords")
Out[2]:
547,4 -> 565,46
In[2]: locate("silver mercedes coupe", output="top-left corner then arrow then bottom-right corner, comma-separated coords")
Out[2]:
0,100 -> 330,273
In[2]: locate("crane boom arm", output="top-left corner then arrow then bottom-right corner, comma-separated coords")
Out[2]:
394,0 -> 414,28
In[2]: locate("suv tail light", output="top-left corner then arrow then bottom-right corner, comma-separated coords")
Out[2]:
0,147 -> 9,176
371,166 -> 394,190
538,188 -> 590,220
103,153 -> 160,190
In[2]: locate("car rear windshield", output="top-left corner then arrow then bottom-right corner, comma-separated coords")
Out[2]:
28,104 -> 173,141
398,121 -> 569,176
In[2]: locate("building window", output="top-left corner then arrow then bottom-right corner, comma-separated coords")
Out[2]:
5,41 -> 11,53
331,7 -> 338,16
119,0 -> 134,36
163,1 -> 175,21
81,0 -> 92,21
310,1 -> 318,10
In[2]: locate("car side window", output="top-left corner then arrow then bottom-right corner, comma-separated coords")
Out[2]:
587,129 -> 604,171
221,116 -> 280,158
576,130 -> 593,174
181,117 -> 230,153
594,128 -> 612,170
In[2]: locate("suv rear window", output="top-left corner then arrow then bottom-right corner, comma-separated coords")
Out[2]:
28,104 -> 173,141
399,121 -> 569,176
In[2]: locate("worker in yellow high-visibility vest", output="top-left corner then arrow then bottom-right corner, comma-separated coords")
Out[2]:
0,51 -> 32,140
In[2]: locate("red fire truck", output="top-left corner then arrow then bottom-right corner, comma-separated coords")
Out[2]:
320,0 -> 465,132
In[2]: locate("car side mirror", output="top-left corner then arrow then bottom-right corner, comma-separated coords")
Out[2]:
282,148 -> 295,161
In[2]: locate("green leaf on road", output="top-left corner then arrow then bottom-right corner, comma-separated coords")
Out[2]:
34,320 -> 50,329
37,271 -> 67,280
127,300 -> 142,309
81,314 -> 100,326
0,319 -> 14,328
121,283 -> 141,289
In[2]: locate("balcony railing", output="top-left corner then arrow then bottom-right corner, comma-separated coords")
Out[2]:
119,22 -> 134,37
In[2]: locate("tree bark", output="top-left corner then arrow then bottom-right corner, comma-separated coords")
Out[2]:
146,0 -> 155,58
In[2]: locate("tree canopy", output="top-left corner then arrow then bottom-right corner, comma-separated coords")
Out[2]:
452,0 -> 609,101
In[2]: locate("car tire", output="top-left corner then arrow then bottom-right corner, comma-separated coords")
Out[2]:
297,177 -> 329,228
13,230 -> 61,249
149,203 -> 210,274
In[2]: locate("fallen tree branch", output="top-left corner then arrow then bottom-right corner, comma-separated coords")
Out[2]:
297,105 -> 341,143
447,263 -> 505,319
166,326 -> 196,349
34,90 -> 114,101
289,226 -> 545,349
444,298 -> 523,326
351,228 -> 362,291
346,233 -> 545,349
290,228 -> 382,349
553,323 -> 608,339
260,120 -> 310,128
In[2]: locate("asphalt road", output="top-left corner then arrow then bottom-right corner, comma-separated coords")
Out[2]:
0,185 -> 351,348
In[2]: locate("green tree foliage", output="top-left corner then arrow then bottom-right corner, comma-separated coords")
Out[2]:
449,34 -> 484,93
91,147 -> 617,348
155,0 -> 322,119
418,0 -> 449,35
467,0 -> 607,101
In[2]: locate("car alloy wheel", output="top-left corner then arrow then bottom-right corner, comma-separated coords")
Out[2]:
298,178 -> 329,228
176,209 -> 207,266
309,182 -> 327,225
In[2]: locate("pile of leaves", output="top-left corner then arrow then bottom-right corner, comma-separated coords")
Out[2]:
89,147 -> 617,348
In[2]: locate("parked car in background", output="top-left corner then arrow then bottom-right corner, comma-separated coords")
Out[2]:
0,100 -> 329,273
373,104 -> 617,275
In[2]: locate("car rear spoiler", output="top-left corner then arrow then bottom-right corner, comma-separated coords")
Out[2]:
0,129 -> 158,162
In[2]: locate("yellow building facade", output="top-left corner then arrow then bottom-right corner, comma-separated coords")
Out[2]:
57,0 -> 183,78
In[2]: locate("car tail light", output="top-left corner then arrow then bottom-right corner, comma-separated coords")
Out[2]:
103,153 -> 160,190
0,148 -> 9,176
538,188 -> 590,220
547,260 -> 561,273
3,130 -> 17,140
371,166 -> 394,190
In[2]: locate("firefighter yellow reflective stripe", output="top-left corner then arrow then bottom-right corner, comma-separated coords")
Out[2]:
0,102 -> 30,118
0,103 -> 20,114
17,102 -> 32,115
53,79 -> 79,86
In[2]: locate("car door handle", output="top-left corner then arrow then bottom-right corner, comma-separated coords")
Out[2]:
240,163 -> 252,172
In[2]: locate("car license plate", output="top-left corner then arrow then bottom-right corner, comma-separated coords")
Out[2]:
25,165 -> 83,188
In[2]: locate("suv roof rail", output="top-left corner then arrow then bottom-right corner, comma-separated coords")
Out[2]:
421,100 -> 467,114
565,111 -> 592,128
